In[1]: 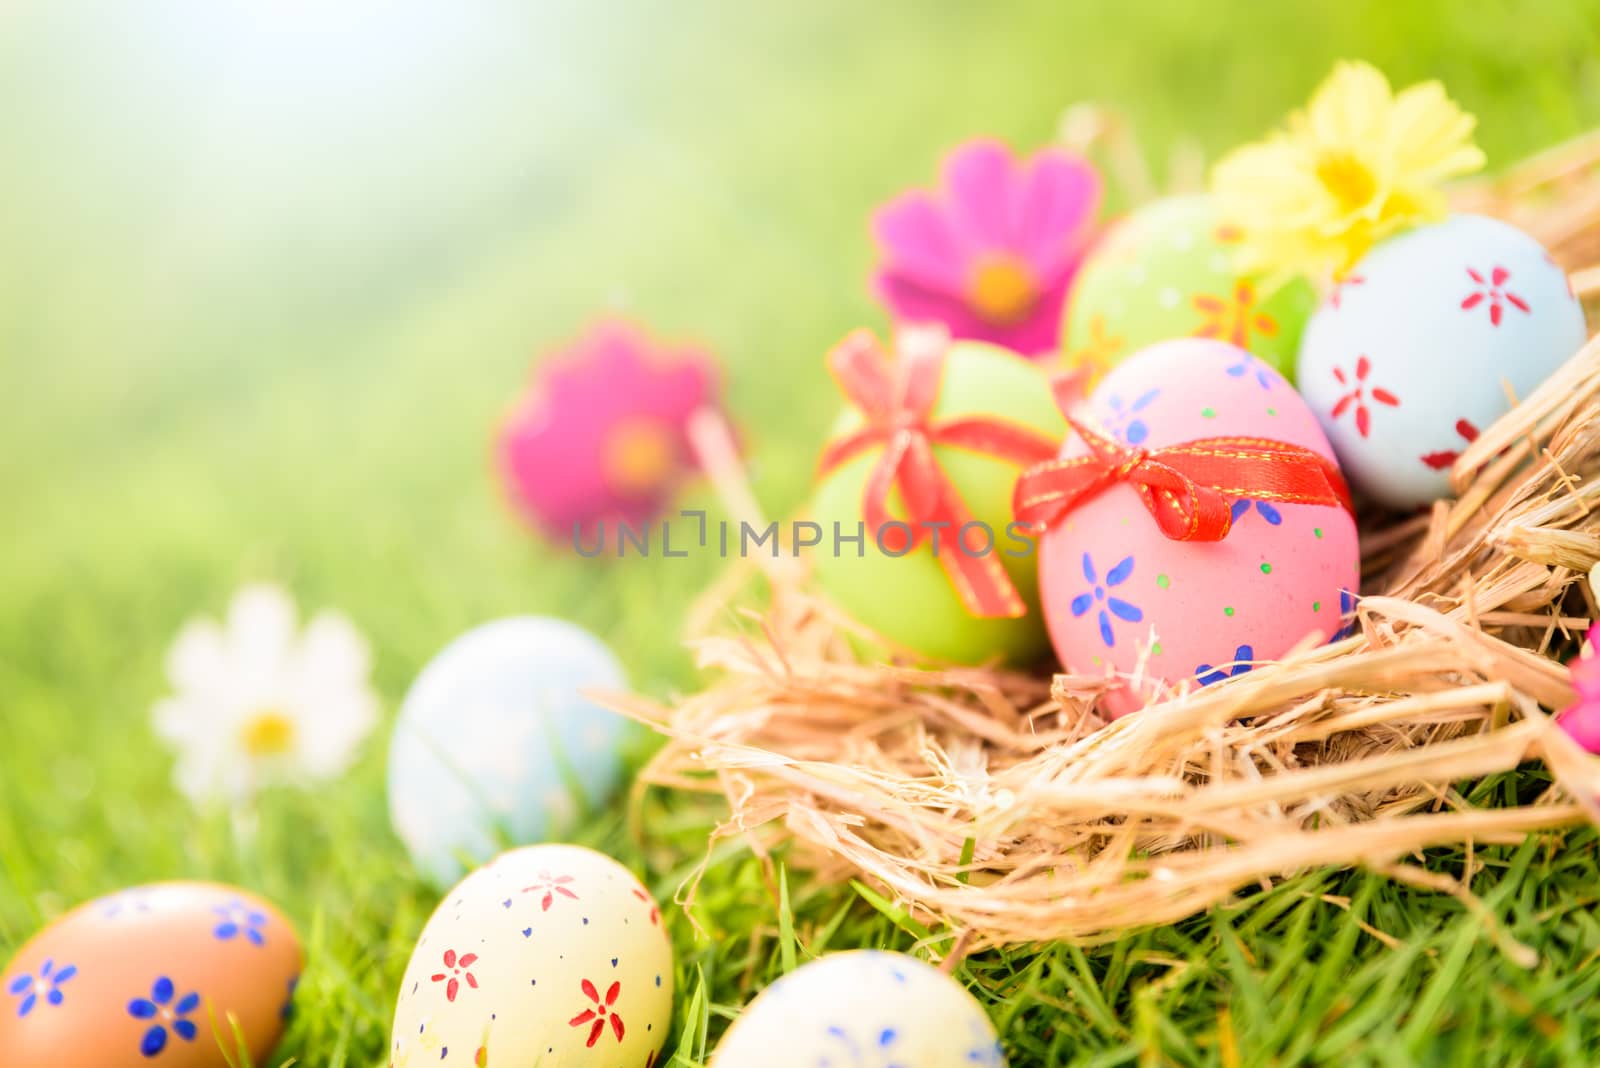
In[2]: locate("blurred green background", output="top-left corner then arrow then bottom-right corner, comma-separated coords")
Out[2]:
3,1 -> 1600,1064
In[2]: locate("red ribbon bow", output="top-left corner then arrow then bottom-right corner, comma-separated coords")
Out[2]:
1013,413 -> 1353,541
817,328 -> 1062,619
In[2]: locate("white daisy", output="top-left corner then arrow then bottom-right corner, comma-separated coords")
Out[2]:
153,584 -> 378,804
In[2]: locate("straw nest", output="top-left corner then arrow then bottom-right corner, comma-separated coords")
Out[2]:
623,130 -> 1600,952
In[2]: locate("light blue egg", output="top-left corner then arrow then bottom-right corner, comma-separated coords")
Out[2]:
386,617 -> 629,885
1297,214 -> 1587,510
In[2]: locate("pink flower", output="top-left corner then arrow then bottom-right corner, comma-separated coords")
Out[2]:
871,139 -> 1101,357
1559,622 -> 1600,753
496,320 -> 721,541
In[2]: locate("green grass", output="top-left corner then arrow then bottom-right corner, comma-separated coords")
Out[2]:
3,0 -> 1600,1064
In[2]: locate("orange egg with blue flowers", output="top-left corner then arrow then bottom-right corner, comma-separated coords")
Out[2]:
0,882 -> 302,1068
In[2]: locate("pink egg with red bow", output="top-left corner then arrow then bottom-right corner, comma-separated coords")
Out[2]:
1028,339 -> 1361,715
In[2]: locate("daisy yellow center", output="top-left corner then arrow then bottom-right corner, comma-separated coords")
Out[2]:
241,710 -> 296,757
1314,151 -> 1378,213
601,417 -> 678,495
968,255 -> 1038,326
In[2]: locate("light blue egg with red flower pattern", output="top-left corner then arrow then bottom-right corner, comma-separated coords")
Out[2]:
387,617 -> 631,886
710,950 -> 1005,1068
1297,214 -> 1588,510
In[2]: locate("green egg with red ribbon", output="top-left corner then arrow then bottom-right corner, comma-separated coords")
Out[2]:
1015,338 -> 1360,714
811,328 -> 1066,664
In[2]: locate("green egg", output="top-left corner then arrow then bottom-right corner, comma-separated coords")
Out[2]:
811,340 -> 1065,664
1062,194 -> 1316,381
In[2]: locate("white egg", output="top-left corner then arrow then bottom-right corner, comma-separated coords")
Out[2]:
389,844 -> 674,1068
1297,214 -> 1587,509
387,618 -> 631,885
711,950 -> 1005,1068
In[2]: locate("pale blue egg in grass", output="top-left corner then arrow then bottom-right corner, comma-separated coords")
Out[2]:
386,617 -> 631,885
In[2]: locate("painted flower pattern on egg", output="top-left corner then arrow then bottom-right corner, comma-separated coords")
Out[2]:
1035,338 -> 1361,717
523,872 -> 580,912
1297,214 -> 1587,510
431,950 -> 480,1003
7,960 -> 76,1018
389,844 -> 673,1067
212,899 -> 270,947
1327,356 -> 1400,439
1196,645 -> 1255,686
1104,389 -> 1159,445
0,882 -> 304,1068
568,978 -> 625,1046
1069,554 -> 1143,648
1230,500 -> 1282,527
1460,265 -> 1530,326
127,976 -> 201,1057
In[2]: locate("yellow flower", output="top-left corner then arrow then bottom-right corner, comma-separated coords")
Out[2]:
1211,61 -> 1485,279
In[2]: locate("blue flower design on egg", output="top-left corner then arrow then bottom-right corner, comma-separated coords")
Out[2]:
1226,351 -> 1275,390
7,959 -> 77,1018
966,1031 -> 1005,1067
127,976 -> 201,1057
212,899 -> 269,946
280,975 -> 299,1021
816,1023 -> 907,1068
98,890 -> 153,918
1229,499 -> 1282,526
1071,553 -> 1143,647
1196,645 -> 1255,686
1104,389 -> 1160,445
1333,588 -> 1360,640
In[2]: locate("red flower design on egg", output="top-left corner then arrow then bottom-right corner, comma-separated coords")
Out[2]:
1460,265 -> 1530,326
1192,280 -> 1280,350
1327,274 -> 1365,309
631,886 -> 660,926
521,871 -> 579,912
1420,418 -> 1480,470
1329,356 -> 1400,438
430,949 -> 479,1003
569,978 -> 625,1047
496,319 -> 723,543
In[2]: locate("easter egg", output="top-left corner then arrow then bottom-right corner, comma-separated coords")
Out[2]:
811,337 -> 1065,664
711,950 -> 1003,1068
1296,214 -> 1588,510
0,882 -> 302,1068
1063,195 -> 1317,381
388,844 -> 673,1068
388,617 -> 631,887
1036,339 -> 1360,715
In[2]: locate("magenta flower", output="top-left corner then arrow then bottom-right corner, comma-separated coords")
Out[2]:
497,320 -> 721,541
871,139 -> 1101,357
1559,622 -> 1600,753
